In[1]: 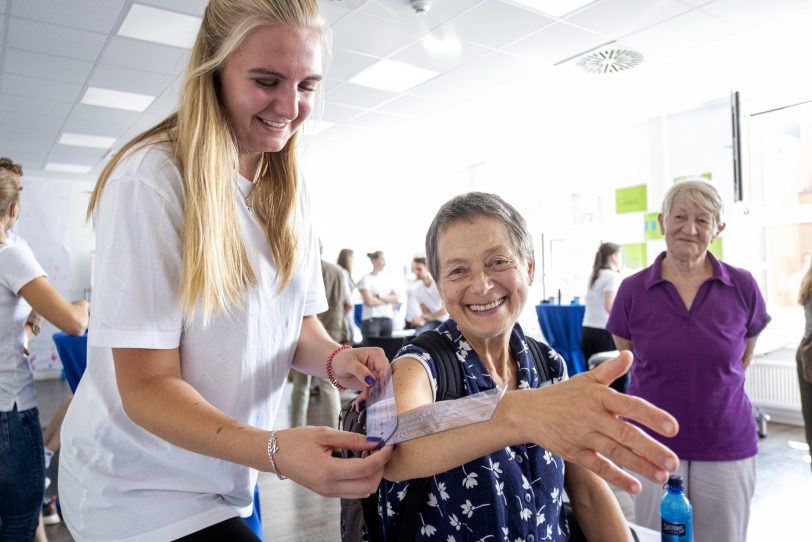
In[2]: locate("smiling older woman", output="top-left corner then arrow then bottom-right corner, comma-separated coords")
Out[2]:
377,192 -> 681,541
607,179 -> 770,542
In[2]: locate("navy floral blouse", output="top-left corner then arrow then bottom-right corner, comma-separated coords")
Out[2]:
377,319 -> 570,541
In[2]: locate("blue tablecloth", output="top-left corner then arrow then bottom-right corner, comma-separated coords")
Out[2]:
51,332 -> 264,539
535,304 -> 586,375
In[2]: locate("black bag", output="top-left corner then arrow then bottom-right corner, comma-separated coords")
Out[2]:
338,331 -> 551,542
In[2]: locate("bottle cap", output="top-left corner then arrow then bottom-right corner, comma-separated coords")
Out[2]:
666,474 -> 684,489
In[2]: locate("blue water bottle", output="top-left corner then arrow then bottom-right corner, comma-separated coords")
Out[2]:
660,475 -> 692,542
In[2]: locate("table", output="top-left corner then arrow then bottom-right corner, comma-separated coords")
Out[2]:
51,332 -> 264,539
535,304 -> 586,375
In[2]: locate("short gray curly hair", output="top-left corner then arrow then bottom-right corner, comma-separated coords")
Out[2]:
661,178 -> 723,229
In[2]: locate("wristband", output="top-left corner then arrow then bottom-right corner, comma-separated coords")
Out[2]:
326,344 -> 352,390
267,431 -> 287,480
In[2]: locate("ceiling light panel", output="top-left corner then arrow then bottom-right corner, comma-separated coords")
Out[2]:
45,162 -> 94,174
59,132 -> 117,149
350,59 -> 438,93
81,86 -> 155,112
117,4 -> 201,49
508,0 -> 596,18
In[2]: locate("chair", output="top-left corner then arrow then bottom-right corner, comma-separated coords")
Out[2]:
366,336 -> 406,361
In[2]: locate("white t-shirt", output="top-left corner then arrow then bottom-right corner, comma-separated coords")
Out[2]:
582,268 -> 622,329
414,280 -> 447,322
59,144 -> 327,542
0,237 -> 46,411
358,272 -> 395,320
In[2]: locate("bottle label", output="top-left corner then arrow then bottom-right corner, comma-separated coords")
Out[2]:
662,520 -> 687,537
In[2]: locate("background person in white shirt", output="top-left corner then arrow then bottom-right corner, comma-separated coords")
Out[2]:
580,242 -> 627,392
406,256 -> 448,335
0,170 -> 89,542
58,2 -> 391,541
358,250 -> 398,343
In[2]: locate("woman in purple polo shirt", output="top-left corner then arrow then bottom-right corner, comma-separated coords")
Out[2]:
607,179 -> 770,542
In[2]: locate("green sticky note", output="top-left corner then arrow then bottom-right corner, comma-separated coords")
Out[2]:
616,184 -> 647,214
709,237 -> 723,259
621,243 -> 647,270
644,212 -> 662,240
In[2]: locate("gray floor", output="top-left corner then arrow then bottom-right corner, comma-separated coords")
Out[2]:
35,378 -> 810,542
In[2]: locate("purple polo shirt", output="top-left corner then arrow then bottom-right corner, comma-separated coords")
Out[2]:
607,252 -> 770,461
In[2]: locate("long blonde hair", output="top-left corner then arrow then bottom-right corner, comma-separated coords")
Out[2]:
0,170 -> 20,244
87,0 -> 329,323
799,258 -> 812,305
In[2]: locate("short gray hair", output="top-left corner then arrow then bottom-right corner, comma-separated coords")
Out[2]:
425,192 -> 534,280
661,178 -> 723,228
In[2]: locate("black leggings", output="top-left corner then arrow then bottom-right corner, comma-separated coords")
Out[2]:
580,326 -> 628,393
174,517 -> 261,541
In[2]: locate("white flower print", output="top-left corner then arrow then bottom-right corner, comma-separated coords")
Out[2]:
476,537 -> 495,542
521,475 -> 531,490
483,458 -> 502,478
516,496 -> 532,521
502,526 -> 510,541
436,480 -> 450,501
495,480 -> 507,506
514,537 -> 526,542
420,513 -> 437,537
447,536 -> 456,542
397,483 -> 409,502
448,513 -> 473,533
550,486 -> 560,506
461,465 -> 479,489
461,499 -> 491,518
518,379 -> 530,389
427,492 -> 444,517
543,449 -> 554,465
536,504 -> 547,527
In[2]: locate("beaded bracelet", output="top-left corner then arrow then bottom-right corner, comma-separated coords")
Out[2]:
267,431 -> 287,480
326,344 -> 352,391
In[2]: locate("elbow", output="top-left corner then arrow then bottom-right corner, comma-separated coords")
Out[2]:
64,316 -> 88,336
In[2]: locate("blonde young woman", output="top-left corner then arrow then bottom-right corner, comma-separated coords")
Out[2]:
0,170 -> 89,541
58,1 -> 391,540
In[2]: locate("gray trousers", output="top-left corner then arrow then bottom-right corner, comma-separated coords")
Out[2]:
797,344 -> 812,459
633,455 -> 757,542
290,371 -> 341,429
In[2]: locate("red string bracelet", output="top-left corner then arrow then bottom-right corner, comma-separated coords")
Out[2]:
326,344 -> 352,390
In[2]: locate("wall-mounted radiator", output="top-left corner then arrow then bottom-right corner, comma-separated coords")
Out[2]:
745,360 -> 803,426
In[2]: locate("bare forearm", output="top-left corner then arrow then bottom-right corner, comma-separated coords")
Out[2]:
121,375 -> 270,471
566,463 -> 632,542
292,316 -> 340,377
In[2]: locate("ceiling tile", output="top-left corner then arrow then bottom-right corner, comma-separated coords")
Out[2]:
324,78 -> 344,91
328,48 -> 382,80
1,73 -> 83,103
137,0 -> 208,16
102,36 -> 189,76
700,0 -> 812,28
322,102 -> 366,123
327,83 -> 398,109
0,0 -> 6,14
346,110 -> 412,132
11,0 -> 127,33
505,21 -> 609,64
450,50 -> 538,88
566,0 -> 692,38
89,64 -> 174,96
331,12 -> 423,57
624,9 -> 738,57
48,145 -> 108,164
391,33 -> 492,73
360,0 -> 478,29
7,17 -> 107,61
441,0 -> 555,49
407,73 -> 479,111
0,93 -> 73,118
4,49 -> 94,85
375,92 -> 439,117
64,104 -> 142,135
0,110 -> 63,136
319,1 -> 354,24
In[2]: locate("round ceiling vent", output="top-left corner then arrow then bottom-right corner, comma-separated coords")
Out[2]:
576,48 -> 643,74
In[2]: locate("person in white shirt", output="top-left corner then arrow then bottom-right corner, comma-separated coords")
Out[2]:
0,169 -> 89,541
580,242 -> 626,392
405,256 -> 448,335
357,251 -> 398,343
58,2 -> 392,540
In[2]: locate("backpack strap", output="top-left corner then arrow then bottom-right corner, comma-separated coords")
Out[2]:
525,336 -> 552,383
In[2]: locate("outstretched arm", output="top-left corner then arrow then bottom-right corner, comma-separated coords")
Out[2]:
384,351 -> 678,493
19,277 -> 89,335
565,462 -> 632,542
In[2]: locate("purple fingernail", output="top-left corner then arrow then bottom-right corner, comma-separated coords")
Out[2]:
365,375 -> 376,385
367,436 -> 382,442
359,399 -> 366,410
